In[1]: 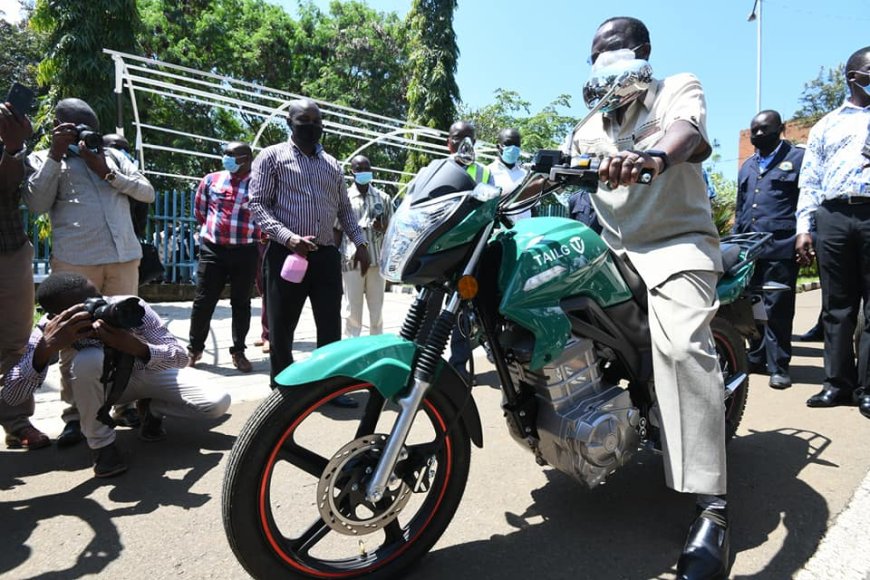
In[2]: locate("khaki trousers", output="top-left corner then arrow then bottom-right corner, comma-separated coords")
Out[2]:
68,347 -> 230,449
648,270 -> 727,495
0,243 -> 36,435
342,266 -> 386,337
50,257 -> 140,422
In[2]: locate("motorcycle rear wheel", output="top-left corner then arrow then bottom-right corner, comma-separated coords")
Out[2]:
711,317 -> 749,442
222,377 -> 471,579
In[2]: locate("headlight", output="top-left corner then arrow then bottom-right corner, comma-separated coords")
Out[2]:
379,195 -> 463,282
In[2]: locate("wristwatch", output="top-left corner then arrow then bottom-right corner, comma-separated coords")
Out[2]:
644,149 -> 670,174
104,169 -> 117,183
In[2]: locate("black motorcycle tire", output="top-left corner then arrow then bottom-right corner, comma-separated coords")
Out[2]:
222,377 -> 472,580
711,316 -> 749,442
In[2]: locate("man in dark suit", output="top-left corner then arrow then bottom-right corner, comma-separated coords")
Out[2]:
734,110 -> 804,389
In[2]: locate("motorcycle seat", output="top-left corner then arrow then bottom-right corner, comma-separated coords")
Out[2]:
611,252 -> 648,310
720,243 -> 742,274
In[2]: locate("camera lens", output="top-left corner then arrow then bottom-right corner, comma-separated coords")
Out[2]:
75,124 -> 103,150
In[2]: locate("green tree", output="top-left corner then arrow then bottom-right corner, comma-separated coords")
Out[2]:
298,1 -> 411,171
403,0 -> 459,176
460,89 -> 576,151
30,0 -> 140,133
0,16 -> 45,98
792,64 -> 847,124
136,0 -> 410,190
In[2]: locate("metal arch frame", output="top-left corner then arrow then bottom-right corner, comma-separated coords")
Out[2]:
105,49 -> 499,188
342,126 -> 443,165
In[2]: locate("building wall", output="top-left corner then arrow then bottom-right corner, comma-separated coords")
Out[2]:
737,118 -> 814,169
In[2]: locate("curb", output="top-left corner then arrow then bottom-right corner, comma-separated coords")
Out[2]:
797,281 -> 821,293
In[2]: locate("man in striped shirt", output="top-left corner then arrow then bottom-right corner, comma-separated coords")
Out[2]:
188,142 -> 258,373
336,155 -> 393,338
2,272 -> 231,477
249,99 -> 370,401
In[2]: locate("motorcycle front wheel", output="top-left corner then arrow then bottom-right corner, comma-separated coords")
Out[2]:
711,317 -> 749,442
222,377 -> 471,579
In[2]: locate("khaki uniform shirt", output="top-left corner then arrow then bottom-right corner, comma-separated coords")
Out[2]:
565,73 -> 722,288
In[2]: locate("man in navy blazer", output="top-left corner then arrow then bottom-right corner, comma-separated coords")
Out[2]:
734,109 -> 804,389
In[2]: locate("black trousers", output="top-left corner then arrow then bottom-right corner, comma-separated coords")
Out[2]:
748,258 -> 798,374
189,240 -> 258,354
264,242 -> 342,384
816,202 -> 870,393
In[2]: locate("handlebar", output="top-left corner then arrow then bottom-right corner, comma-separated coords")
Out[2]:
498,150 -> 654,216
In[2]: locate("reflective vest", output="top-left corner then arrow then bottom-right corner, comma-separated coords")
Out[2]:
465,162 -> 491,184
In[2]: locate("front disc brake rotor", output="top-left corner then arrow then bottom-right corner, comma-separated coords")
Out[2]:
316,434 -> 412,536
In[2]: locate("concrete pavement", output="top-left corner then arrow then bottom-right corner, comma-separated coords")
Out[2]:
3,288 -> 870,579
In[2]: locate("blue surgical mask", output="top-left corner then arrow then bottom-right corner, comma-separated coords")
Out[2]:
354,171 -> 373,185
500,145 -> 521,165
853,73 -> 870,97
222,154 -> 240,173
67,144 -> 80,155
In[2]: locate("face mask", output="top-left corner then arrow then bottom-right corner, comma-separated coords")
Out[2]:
222,154 -> 241,173
354,171 -> 373,185
851,71 -> 870,97
750,133 -> 780,152
122,150 -> 136,162
500,145 -> 521,165
583,49 -> 653,112
67,144 -> 80,155
291,123 -> 323,147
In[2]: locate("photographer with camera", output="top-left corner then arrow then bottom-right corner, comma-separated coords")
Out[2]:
0,98 -> 50,450
3,272 -> 231,477
25,98 -> 155,447
336,155 -> 393,339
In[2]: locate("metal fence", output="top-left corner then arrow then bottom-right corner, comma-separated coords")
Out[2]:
25,189 -> 200,284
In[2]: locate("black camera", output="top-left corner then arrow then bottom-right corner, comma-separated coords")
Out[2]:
83,297 -> 145,329
75,124 -> 103,150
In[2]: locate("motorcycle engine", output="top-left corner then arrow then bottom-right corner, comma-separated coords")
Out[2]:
506,337 -> 640,488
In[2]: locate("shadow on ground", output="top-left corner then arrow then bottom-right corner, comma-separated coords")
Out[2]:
0,415 -> 236,579
412,428 -> 832,580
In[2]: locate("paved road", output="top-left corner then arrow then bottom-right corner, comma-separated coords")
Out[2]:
3,289 -> 870,579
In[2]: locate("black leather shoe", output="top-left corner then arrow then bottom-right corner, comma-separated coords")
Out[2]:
798,324 -> 823,342
806,386 -> 852,408
858,393 -> 870,419
93,442 -> 127,478
769,373 -> 792,390
57,420 -> 85,448
137,399 -> 167,442
329,394 -> 360,409
677,507 -> 730,580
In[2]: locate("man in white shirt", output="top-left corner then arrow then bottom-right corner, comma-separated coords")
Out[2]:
337,155 -> 393,338
487,128 -> 529,219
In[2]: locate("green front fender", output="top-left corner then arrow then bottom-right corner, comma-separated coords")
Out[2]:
275,334 -> 415,398
274,334 -> 485,448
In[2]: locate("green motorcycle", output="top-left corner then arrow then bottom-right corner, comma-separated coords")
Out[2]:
221,142 -> 769,578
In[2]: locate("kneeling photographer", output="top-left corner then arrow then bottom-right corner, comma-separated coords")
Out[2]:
2,272 -> 231,478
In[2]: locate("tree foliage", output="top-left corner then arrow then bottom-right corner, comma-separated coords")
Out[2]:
403,0 -> 459,176
459,88 -> 577,151
134,0 -> 410,190
30,0 -> 140,133
792,64 -> 847,124
0,16 -> 46,99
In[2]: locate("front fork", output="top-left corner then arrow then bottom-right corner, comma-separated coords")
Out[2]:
365,223 -> 494,503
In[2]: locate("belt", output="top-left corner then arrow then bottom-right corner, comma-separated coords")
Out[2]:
822,195 -> 870,206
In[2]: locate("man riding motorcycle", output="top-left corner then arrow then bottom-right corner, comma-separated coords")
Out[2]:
564,16 -> 729,579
